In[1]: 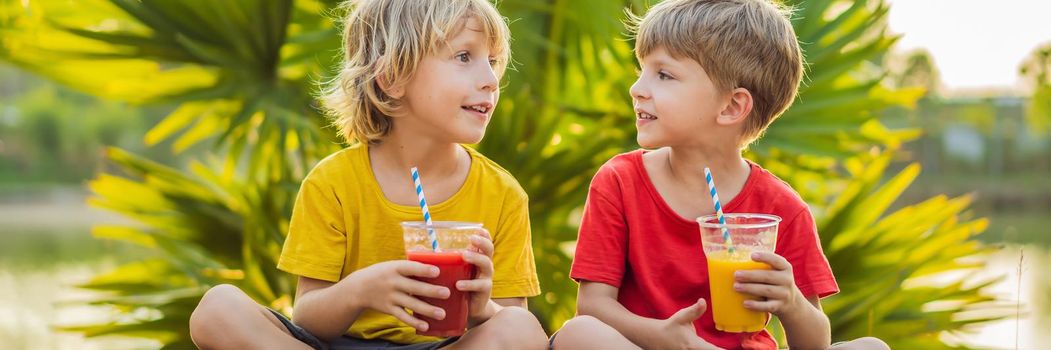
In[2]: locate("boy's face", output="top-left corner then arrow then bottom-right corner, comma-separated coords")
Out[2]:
398,17 -> 501,144
630,47 -> 730,149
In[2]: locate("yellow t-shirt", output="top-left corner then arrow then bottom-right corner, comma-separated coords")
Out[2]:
277,143 -> 540,344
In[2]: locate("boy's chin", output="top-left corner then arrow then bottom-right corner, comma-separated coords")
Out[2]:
636,134 -> 665,149
449,128 -> 486,145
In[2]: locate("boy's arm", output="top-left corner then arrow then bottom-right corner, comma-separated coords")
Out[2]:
463,298 -> 525,329
736,252 -> 831,349
778,295 -> 831,350
291,261 -> 451,342
577,282 -> 660,346
578,281 -> 723,350
290,276 -> 364,341
494,298 -> 526,308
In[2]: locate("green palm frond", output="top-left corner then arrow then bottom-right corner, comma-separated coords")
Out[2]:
0,0 -> 341,182
752,0 -> 924,203
56,148 -> 296,348
480,0 -> 641,326
813,150 -> 1008,348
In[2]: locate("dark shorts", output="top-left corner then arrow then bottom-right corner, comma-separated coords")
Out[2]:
269,309 -> 459,350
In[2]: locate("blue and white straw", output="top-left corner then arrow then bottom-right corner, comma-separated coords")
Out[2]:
410,167 -> 439,251
704,167 -> 735,253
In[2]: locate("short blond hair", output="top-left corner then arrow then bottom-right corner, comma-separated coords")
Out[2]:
630,0 -> 803,147
321,0 -> 510,145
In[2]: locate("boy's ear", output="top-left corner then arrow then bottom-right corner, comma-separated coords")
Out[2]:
716,87 -> 752,126
377,75 -> 404,99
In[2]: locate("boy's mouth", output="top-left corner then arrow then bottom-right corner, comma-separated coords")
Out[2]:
637,111 -> 657,120
462,103 -> 492,114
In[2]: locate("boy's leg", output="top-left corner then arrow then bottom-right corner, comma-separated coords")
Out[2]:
442,306 -> 548,350
550,315 -> 640,350
189,284 -> 314,350
828,337 -> 890,350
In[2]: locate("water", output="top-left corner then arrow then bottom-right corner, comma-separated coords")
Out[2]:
0,243 -> 145,350
0,188 -> 159,350
0,188 -> 1047,349
943,246 -> 1051,349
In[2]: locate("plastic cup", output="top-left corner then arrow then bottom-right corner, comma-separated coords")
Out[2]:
401,221 -> 481,337
697,213 -> 780,333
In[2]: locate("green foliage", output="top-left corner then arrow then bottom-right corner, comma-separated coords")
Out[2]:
72,147 -> 298,349
0,72 -> 152,183
1027,85 -> 1051,135
0,0 -> 342,182
0,0 -> 1006,348
753,0 -> 924,204
477,0 -> 643,326
1021,43 -> 1051,135
814,150 -> 1008,349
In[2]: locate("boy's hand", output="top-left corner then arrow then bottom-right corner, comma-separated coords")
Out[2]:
655,298 -> 725,350
734,252 -> 806,317
456,229 -> 496,326
342,260 -> 450,333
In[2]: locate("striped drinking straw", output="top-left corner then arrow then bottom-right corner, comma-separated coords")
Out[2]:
410,167 -> 439,252
704,167 -> 735,254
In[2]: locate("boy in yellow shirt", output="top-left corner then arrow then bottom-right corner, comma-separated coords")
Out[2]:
187,1 -> 546,349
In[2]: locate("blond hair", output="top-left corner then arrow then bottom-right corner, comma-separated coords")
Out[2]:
630,0 -> 803,147
321,0 -> 510,145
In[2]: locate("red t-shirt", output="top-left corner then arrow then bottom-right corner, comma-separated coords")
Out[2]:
570,150 -> 839,350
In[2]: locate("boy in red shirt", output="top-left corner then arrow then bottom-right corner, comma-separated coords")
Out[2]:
550,1 -> 889,349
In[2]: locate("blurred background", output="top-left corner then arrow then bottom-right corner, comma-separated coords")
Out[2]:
0,0 -> 1048,349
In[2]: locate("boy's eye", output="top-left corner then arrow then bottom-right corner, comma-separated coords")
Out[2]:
456,52 -> 471,63
488,58 -> 499,66
658,71 -> 672,80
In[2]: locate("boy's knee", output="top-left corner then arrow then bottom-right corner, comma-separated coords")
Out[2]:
189,285 -> 250,341
491,306 -> 545,333
486,307 -> 547,349
854,337 -> 890,350
830,337 -> 890,350
559,315 -> 604,334
194,284 -> 248,317
553,315 -> 616,348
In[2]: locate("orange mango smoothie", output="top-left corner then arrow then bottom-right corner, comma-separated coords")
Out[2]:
707,250 -> 771,333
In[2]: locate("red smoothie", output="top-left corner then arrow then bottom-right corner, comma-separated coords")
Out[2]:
406,250 -> 476,337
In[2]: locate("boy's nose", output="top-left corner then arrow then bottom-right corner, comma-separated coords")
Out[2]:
477,65 -> 499,92
629,78 -> 649,100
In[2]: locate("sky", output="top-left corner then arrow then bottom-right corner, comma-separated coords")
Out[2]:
886,0 -> 1051,94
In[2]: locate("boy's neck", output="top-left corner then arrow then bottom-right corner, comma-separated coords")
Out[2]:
369,132 -> 466,179
664,145 -> 749,187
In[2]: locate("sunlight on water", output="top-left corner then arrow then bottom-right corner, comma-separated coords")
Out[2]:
0,189 -> 160,349
942,246 -> 1050,350
0,260 -> 160,349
